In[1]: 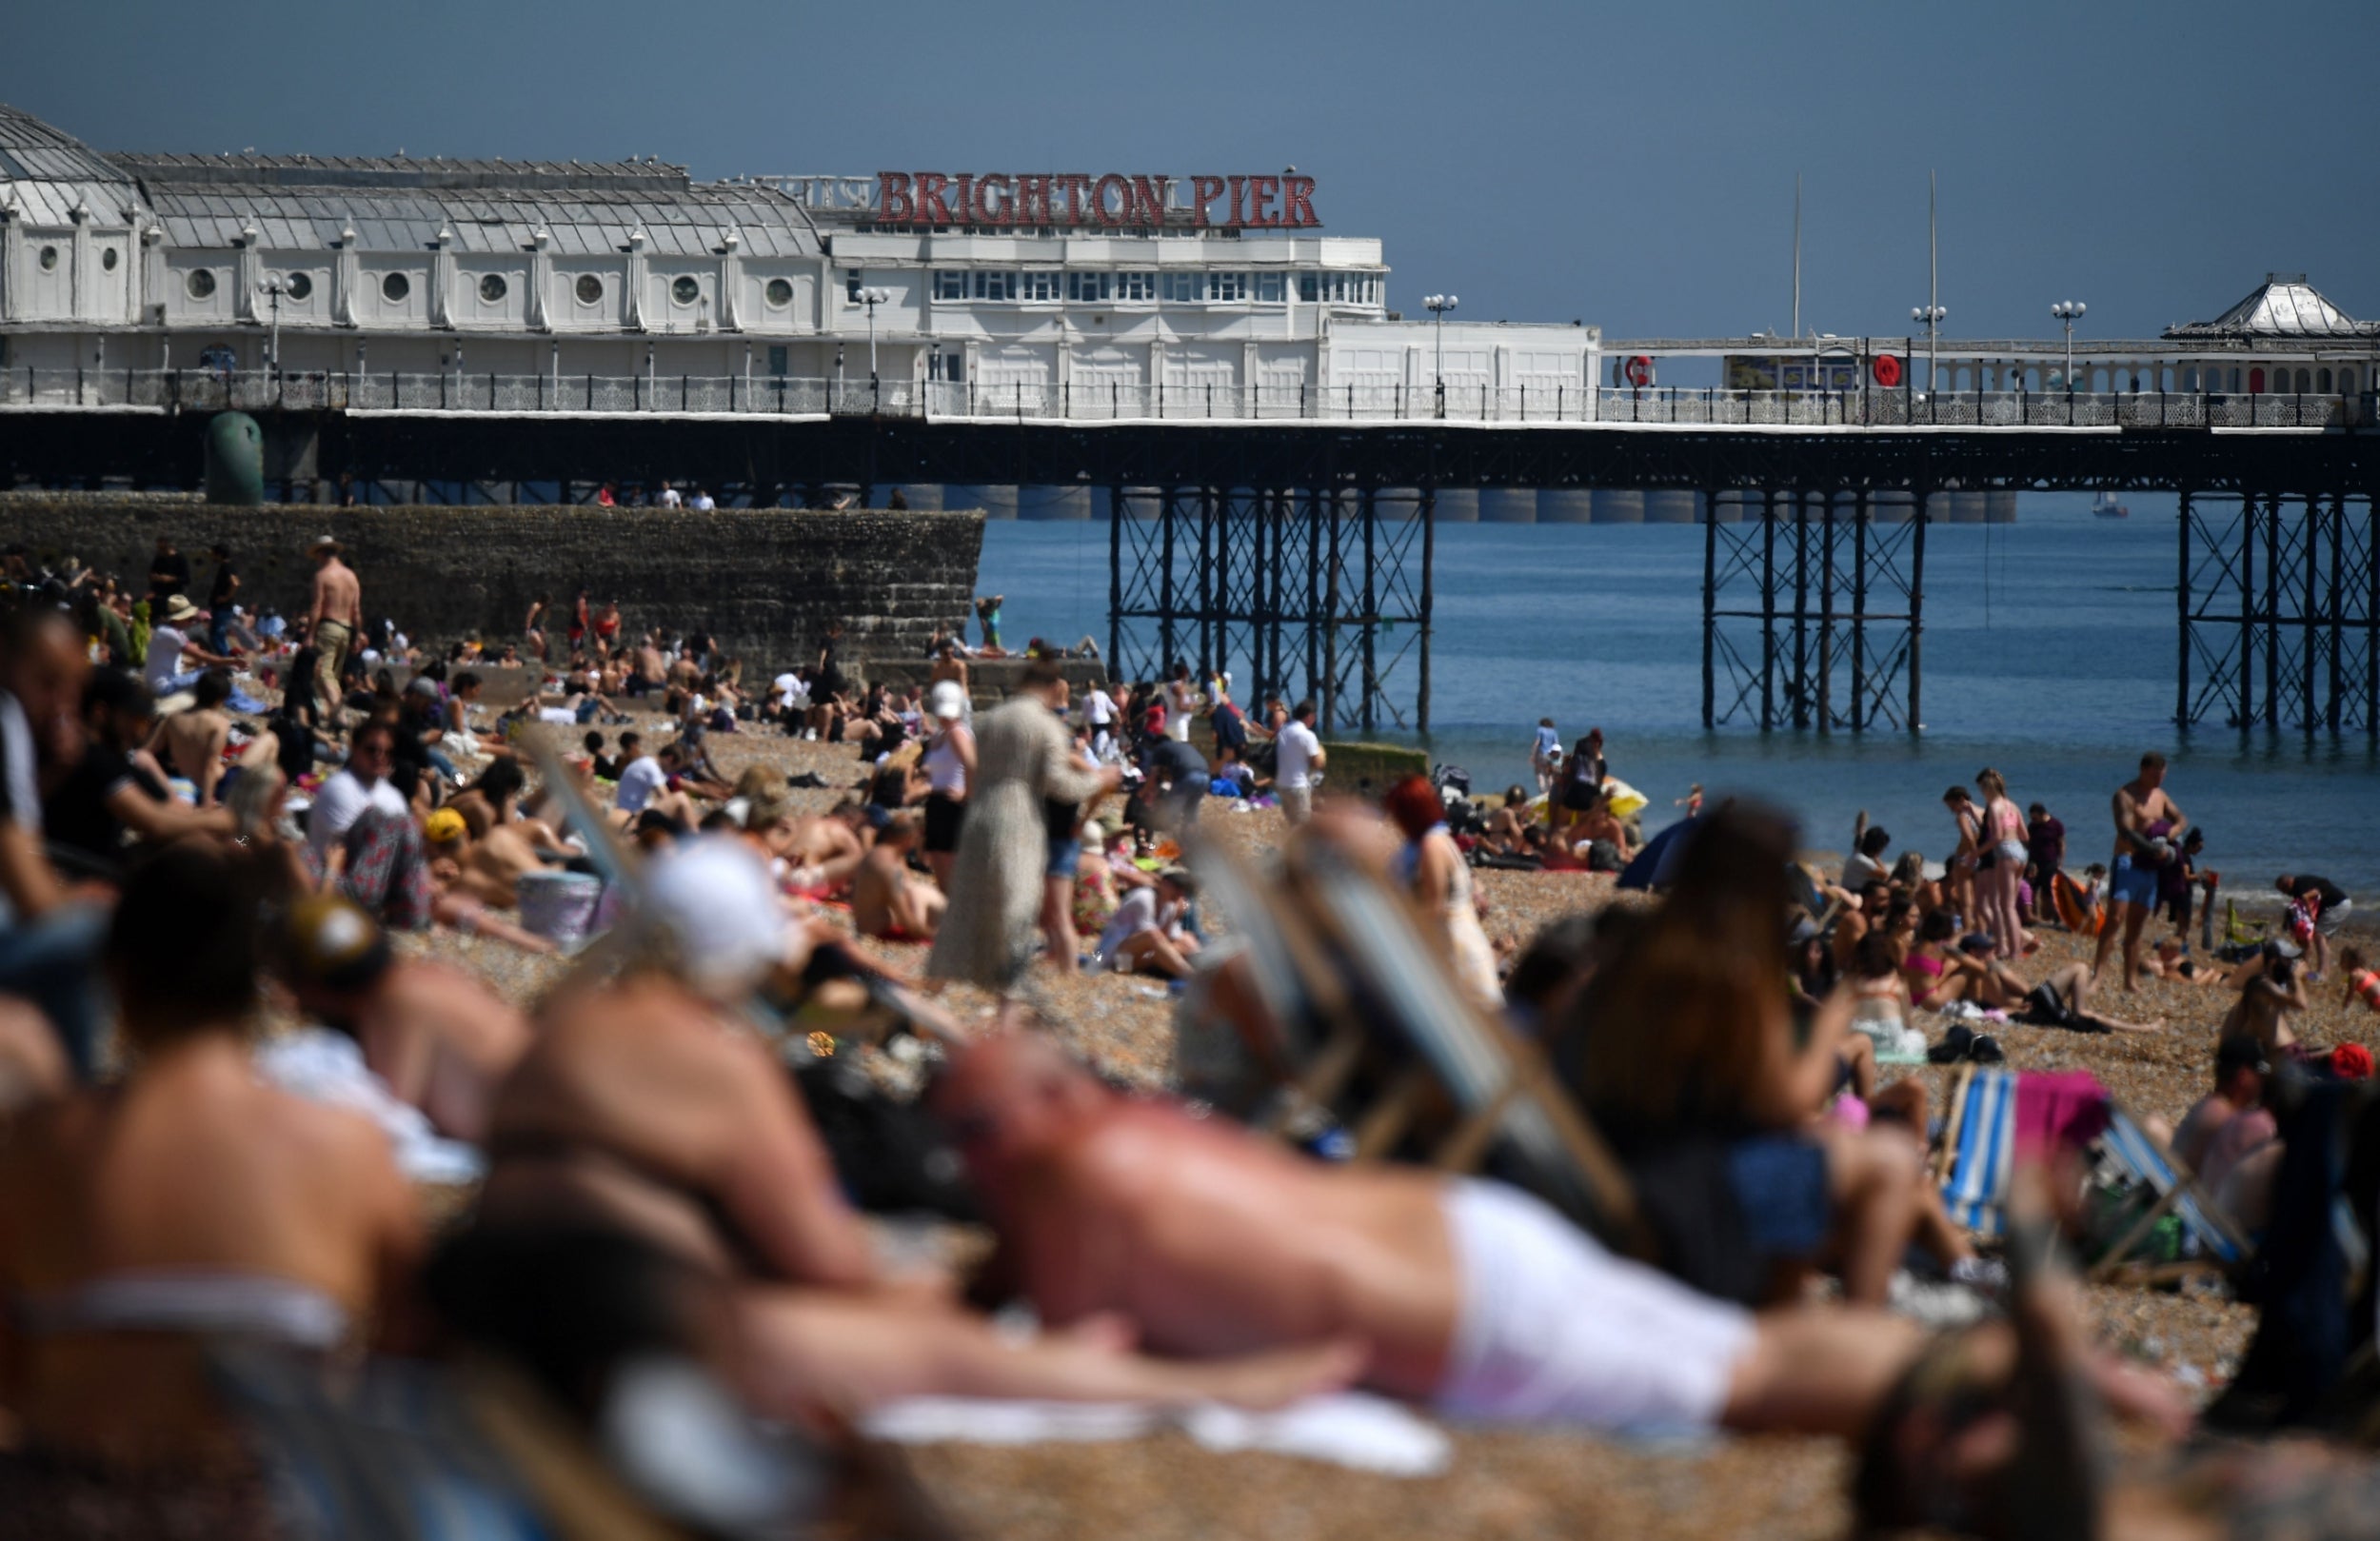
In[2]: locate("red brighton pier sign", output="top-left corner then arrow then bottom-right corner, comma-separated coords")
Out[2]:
873,172 -> 1319,230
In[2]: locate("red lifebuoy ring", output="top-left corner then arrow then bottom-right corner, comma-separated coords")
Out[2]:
1623,355 -> 1654,388
1872,354 -> 1904,388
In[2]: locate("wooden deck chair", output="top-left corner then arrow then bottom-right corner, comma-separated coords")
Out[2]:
2088,1106 -> 2253,1281
1186,830 -> 1654,1260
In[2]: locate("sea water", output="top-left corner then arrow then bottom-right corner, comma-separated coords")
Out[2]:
977,499 -> 2380,895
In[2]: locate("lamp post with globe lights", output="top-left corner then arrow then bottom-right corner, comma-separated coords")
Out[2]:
1424,293 -> 1457,415
1911,304 -> 1946,396
857,287 -> 895,408
2052,300 -> 2087,393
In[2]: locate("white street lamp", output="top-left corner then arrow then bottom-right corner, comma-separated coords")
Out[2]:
1910,304 -> 1947,394
257,274 -> 286,384
2051,300 -> 2087,391
859,286 -> 892,391
1424,293 -> 1458,414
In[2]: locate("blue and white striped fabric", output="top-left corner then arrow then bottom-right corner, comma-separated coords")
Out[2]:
1940,1068 -> 2018,1236
2099,1109 -> 2250,1266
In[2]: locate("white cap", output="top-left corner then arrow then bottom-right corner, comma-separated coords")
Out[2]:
928,681 -> 966,721
637,836 -> 790,1001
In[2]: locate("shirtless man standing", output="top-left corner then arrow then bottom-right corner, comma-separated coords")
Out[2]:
307,536 -> 363,714
2092,751 -> 2184,993
149,667 -> 234,805
851,812 -> 945,942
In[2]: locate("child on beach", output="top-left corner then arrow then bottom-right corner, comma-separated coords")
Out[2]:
1676,783 -> 1703,818
2342,946 -> 2380,1015
1530,717 -> 1559,794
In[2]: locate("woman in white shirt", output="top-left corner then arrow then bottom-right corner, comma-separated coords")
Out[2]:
920,682 -> 977,890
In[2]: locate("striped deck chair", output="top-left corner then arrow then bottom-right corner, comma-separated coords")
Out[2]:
1935,1064 -> 2021,1236
1186,832 -> 1655,1260
2090,1107 -> 2253,1280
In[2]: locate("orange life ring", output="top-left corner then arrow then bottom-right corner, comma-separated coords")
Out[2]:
1872,354 -> 1904,388
1623,355 -> 1654,388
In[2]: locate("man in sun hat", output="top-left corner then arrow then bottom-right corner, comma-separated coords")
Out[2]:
307,534 -> 363,715
143,593 -> 240,696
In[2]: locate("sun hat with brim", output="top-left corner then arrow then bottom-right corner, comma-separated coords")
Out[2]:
309,536 -> 343,556
162,595 -> 200,623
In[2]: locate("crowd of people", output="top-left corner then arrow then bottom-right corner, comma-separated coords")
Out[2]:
6,534 -> 2380,1537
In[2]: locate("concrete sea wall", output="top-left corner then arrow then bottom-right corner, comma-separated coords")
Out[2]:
0,497 -> 983,677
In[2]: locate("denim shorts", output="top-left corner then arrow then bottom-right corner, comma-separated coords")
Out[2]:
1046,835 -> 1082,879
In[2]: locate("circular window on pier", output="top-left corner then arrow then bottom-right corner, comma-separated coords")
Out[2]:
186,267 -> 217,299
101,247 -> 119,271
285,271 -> 312,300
671,275 -> 701,306
764,277 -> 794,308
479,272 -> 508,303
38,246 -> 59,271
575,273 -> 604,306
381,271 -> 411,304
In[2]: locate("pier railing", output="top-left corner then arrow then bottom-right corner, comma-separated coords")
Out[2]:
1,366 -> 2366,430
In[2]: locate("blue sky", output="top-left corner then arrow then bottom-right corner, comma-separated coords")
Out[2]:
11,0 -> 2374,342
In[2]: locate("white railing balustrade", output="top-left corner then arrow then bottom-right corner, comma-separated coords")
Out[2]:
0,367 -> 2365,430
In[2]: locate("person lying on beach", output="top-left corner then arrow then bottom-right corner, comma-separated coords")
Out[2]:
279,893 -> 534,1145
474,975 -> 1353,1424
930,1033 -> 2181,1442
851,812 -> 944,943
0,848 -> 424,1476
2012,960 -> 2166,1035
746,796 -> 868,897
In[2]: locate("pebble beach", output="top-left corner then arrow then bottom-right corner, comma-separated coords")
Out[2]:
404,713 -> 2377,1541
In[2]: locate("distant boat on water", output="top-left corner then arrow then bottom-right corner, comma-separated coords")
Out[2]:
2091,492 -> 2131,520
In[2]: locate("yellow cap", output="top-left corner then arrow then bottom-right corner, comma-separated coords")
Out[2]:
424,808 -> 467,844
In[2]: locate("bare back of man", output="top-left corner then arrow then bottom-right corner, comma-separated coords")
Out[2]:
154,705 -> 231,803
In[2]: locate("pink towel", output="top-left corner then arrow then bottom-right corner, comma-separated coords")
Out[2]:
2013,1070 -> 2111,1156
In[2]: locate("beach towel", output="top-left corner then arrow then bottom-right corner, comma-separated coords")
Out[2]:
863,1391 -> 1451,1477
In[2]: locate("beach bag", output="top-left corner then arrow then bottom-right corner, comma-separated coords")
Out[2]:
793,1056 -> 978,1221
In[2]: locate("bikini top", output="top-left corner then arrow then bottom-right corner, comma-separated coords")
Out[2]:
1903,952 -> 1945,979
14,1269 -> 350,1351
2355,969 -> 2380,1011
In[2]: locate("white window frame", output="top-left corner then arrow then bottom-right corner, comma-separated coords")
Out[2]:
1065,270 -> 1111,303
1254,271 -> 1285,303
1208,271 -> 1248,303
1160,271 -> 1201,304
1020,270 -> 1061,303
932,270 -> 965,301
971,270 -> 1019,302
1116,271 -> 1157,302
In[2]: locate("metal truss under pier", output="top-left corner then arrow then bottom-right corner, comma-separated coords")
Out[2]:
1703,488 -> 1926,733
1107,485 -> 1432,737
2179,492 -> 2379,734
